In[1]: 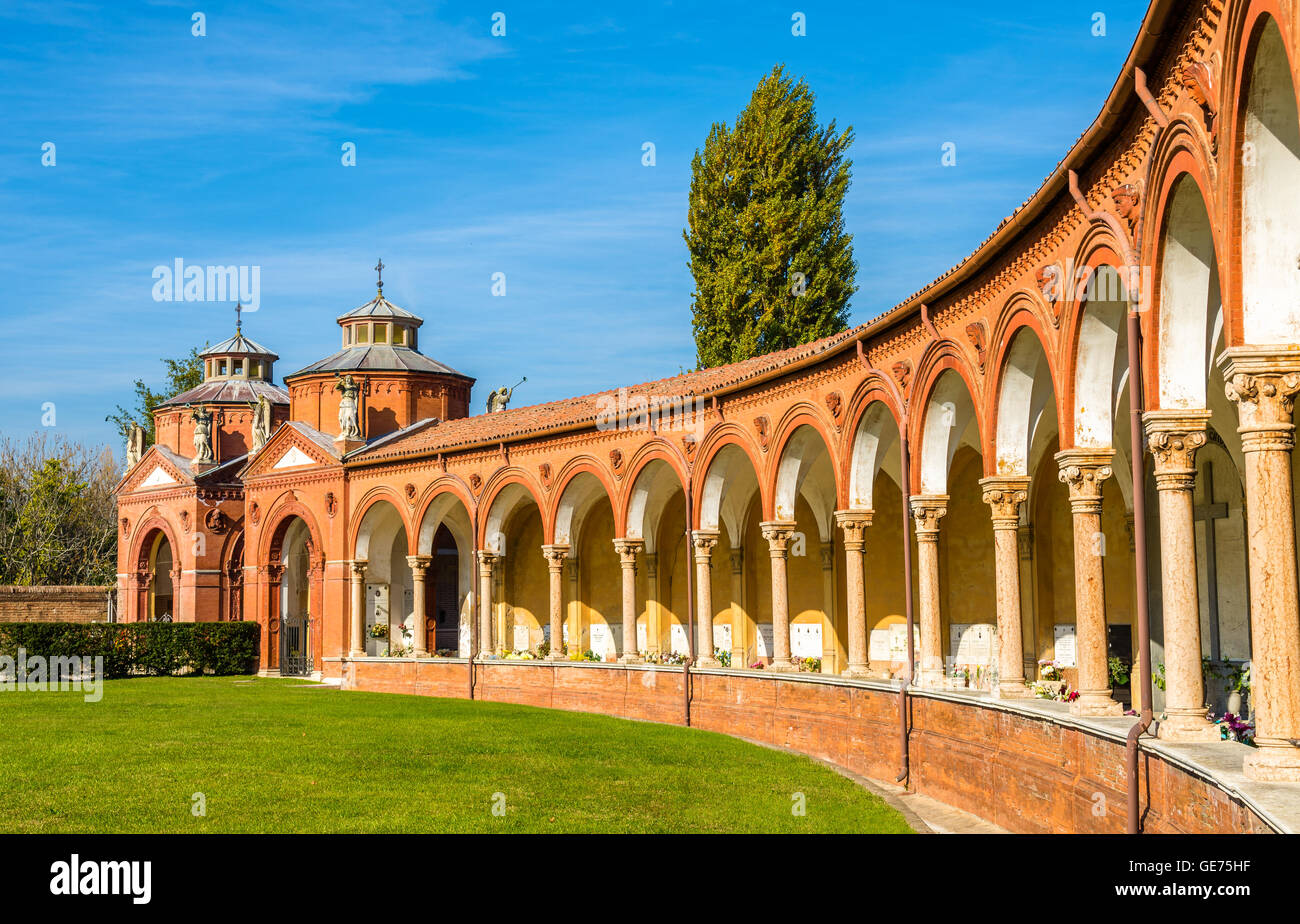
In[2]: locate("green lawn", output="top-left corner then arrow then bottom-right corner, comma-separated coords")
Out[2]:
0,677 -> 912,833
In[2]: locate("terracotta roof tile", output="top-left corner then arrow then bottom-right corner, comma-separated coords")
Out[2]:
352,325 -> 865,463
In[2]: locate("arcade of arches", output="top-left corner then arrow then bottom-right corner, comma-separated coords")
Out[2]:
114,1 -> 1300,814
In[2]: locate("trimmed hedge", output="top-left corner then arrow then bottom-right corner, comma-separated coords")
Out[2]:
0,621 -> 260,678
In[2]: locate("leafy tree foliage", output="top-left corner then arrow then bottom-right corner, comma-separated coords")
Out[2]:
0,434 -> 119,585
685,65 -> 856,368
106,345 -> 207,444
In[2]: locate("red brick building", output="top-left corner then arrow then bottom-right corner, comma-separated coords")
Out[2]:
116,0 -> 1300,818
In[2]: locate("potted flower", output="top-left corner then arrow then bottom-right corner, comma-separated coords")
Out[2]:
1228,663 -> 1250,717
368,622 -> 389,640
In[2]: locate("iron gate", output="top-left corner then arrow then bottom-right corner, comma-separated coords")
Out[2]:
280,614 -> 313,676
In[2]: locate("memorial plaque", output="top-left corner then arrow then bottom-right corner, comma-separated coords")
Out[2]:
889,623 -> 911,661
636,624 -> 647,653
949,623 -> 994,666
670,623 -> 690,655
791,623 -> 822,659
756,624 -> 775,659
712,624 -> 732,654
589,623 -> 612,658
512,623 -> 531,652
1053,624 -> 1077,667
869,627 -> 893,661
458,618 -> 470,656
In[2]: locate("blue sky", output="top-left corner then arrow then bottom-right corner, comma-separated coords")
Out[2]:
0,0 -> 1149,450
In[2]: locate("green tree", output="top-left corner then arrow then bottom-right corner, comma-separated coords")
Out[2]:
685,65 -> 856,368
106,344 -> 208,444
0,435 -> 119,585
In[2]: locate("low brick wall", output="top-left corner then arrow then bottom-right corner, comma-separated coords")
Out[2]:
0,586 -> 114,623
330,658 -> 1277,834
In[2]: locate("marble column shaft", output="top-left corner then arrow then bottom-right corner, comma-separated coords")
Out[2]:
542,545 -> 569,660
349,560 -> 367,658
834,509 -> 873,677
614,539 -> 644,663
692,531 -> 720,666
1145,410 -> 1220,740
1222,348 -> 1300,780
1056,449 -> 1123,717
909,496 -> 947,688
979,477 -> 1032,697
760,521 -> 797,671
406,555 -> 431,657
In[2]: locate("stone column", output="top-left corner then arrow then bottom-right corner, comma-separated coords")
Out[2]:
1055,449 -> 1123,717
1144,410 -> 1219,740
819,543 -> 838,673
645,553 -> 660,655
477,551 -> 497,660
909,496 -> 947,688
407,555 -> 431,657
566,558 -> 581,654
1222,349 -> 1300,780
692,530 -> 720,666
979,477 -> 1033,698
728,549 -> 746,667
760,521 -> 797,671
614,539 -> 644,663
1018,525 -> 1038,679
541,544 -> 569,660
834,510 -> 873,678
349,560 -> 367,658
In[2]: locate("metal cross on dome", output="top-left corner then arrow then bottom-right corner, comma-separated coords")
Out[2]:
375,259 -> 384,296
235,301 -> 242,333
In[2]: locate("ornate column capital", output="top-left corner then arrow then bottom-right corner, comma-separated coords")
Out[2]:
1144,409 -> 1211,488
613,538 -> 643,568
759,520 -> 797,556
405,554 -> 432,575
833,509 -> 873,550
1055,448 -> 1114,512
690,530 -> 719,560
1220,347 -> 1300,452
819,544 -> 834,570
727,547 -> 744,574
349,559 -> 368,579
909,495 -> 948,540
477,550 -> 499,576
979,476 -> 1030,528
541,543 -> 570,571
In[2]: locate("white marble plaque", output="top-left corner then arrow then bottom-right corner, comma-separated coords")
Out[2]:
458,618 -> 470,656
791,623 -> 822,659
889,623 -> 911,660
869,627 -> 893,661
949,623 -> 994,666
756,624 -> 775,659
670,623 -> 690,655
1053,624 -> 1077,667
636,624 -> 647,653
589,623 -> 612,659
712,623 -> 732,654
513,623 -> 532,652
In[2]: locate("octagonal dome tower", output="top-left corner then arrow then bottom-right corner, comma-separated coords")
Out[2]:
153,310 -> 290,465
284,269 -> 475,443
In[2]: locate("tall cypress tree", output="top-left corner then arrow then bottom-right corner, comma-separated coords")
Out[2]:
685,65 -> 856,368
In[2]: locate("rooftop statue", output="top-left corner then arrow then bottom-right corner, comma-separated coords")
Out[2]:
188,404 -> 214,464
125,422 -> 146,469
487,377 -> 526,413
249,394 -> 272,452
334,372 -> 362,440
